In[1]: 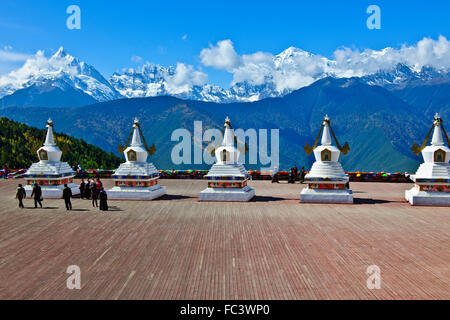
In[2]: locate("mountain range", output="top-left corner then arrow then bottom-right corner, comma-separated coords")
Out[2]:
0,47 -> 448,172
1,47 -> 449,107
1,75 -> 446,172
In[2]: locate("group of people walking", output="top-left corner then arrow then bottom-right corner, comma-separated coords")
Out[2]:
15,178 -> 108,211
79,178 -> 107,209
15,183 -> 44,209
271,165 -> 306,183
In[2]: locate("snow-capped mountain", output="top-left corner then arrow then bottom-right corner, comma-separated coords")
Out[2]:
109,46 -> 450,103
361,63 -> 450,88
109,63 -> 233,103
1,46 -> 449,107
108,47 -> 336,103
109,64 -> 174,98
0,47 -> 122,104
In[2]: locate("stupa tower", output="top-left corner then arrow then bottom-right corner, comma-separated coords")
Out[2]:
24,118 -> 79,198
107,118 -> 166,200
405,113 -> 450,206
199,117 -> 255,201
300,115 -> 353,203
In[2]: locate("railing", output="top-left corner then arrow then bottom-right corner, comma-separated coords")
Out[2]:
4,169 -> 413,183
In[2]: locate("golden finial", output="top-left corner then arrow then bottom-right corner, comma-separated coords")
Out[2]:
224,116 -> 232,128
434,113 -> 442,126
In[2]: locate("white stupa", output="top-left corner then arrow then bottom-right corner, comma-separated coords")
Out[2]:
199,117 -> 255,201
405,113 -> 450,206
300,115 -> 353,203
107,118 -> 165,200
24,119 -> 79,198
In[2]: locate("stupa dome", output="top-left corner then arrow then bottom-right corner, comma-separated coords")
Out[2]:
37,118 -> 62,162
124,118 -> 148,163
301,115 -> 353,203
214,117 -> 240,164
420,114 -> 450,164
313,115 -> 341,163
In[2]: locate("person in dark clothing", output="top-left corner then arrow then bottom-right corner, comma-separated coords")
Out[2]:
300,166 -> 306,183
62,184 -> 72,211
16,184 -> 26,208
271,166 -> 279,183
293,165 -> 298,183
288,167 -> 295,184
30,183 -> 43,208
84,179 -> 91,199
91,181 -> 99,207
99,188 -> 108,211
79,179 -> 86,199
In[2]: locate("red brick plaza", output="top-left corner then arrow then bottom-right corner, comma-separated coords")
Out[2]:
0,179 -> 448,299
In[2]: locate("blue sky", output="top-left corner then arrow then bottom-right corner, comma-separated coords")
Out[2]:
0,0 -> 449,88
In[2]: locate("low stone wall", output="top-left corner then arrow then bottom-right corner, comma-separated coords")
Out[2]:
7,168 -> 414,183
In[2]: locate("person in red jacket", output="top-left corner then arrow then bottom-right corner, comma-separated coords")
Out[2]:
3,164 -> 9,179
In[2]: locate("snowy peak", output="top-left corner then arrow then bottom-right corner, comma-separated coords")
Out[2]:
109,63 -> 174,98
109,63 -> 231,102
0,47 -> 122,102
1,43 -> 450,106
52,46 -> 68,59
361,63 -> 450,88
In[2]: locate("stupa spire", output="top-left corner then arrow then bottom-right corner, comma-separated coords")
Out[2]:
406,113 -> 450,206
44,118 -> 56,146
200,116 -> 255,201
431,113 -> 444,146
108,118 -> 165,200
301,114 -> 353,203
130,118 -> 143,147
222,116 -> 235,147
321,115 -> 332,146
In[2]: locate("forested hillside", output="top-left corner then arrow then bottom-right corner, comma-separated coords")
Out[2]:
0,117 -> 121,169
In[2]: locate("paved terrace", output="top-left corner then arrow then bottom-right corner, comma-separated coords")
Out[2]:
0,179 -> 448,299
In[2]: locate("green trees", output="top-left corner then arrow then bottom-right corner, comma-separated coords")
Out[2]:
0,117 -> 121,169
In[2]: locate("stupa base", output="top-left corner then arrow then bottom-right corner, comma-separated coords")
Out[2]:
300,188 -> 353,204
405,188 -> 450,206
24,183 -> 79,199
199,186 -> 255,202
107,185 -> 166,200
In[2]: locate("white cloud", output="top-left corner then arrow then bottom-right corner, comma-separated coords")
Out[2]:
200,40 -> 240,71
164,62 -> 208,94
232,51 -> 274,85
0,46 -> 31,62
199,36 -> 450,93
331,36 -> 450,77
0,47 -> 32,76
131,55 -> 143,63
181,34 -> 188,40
